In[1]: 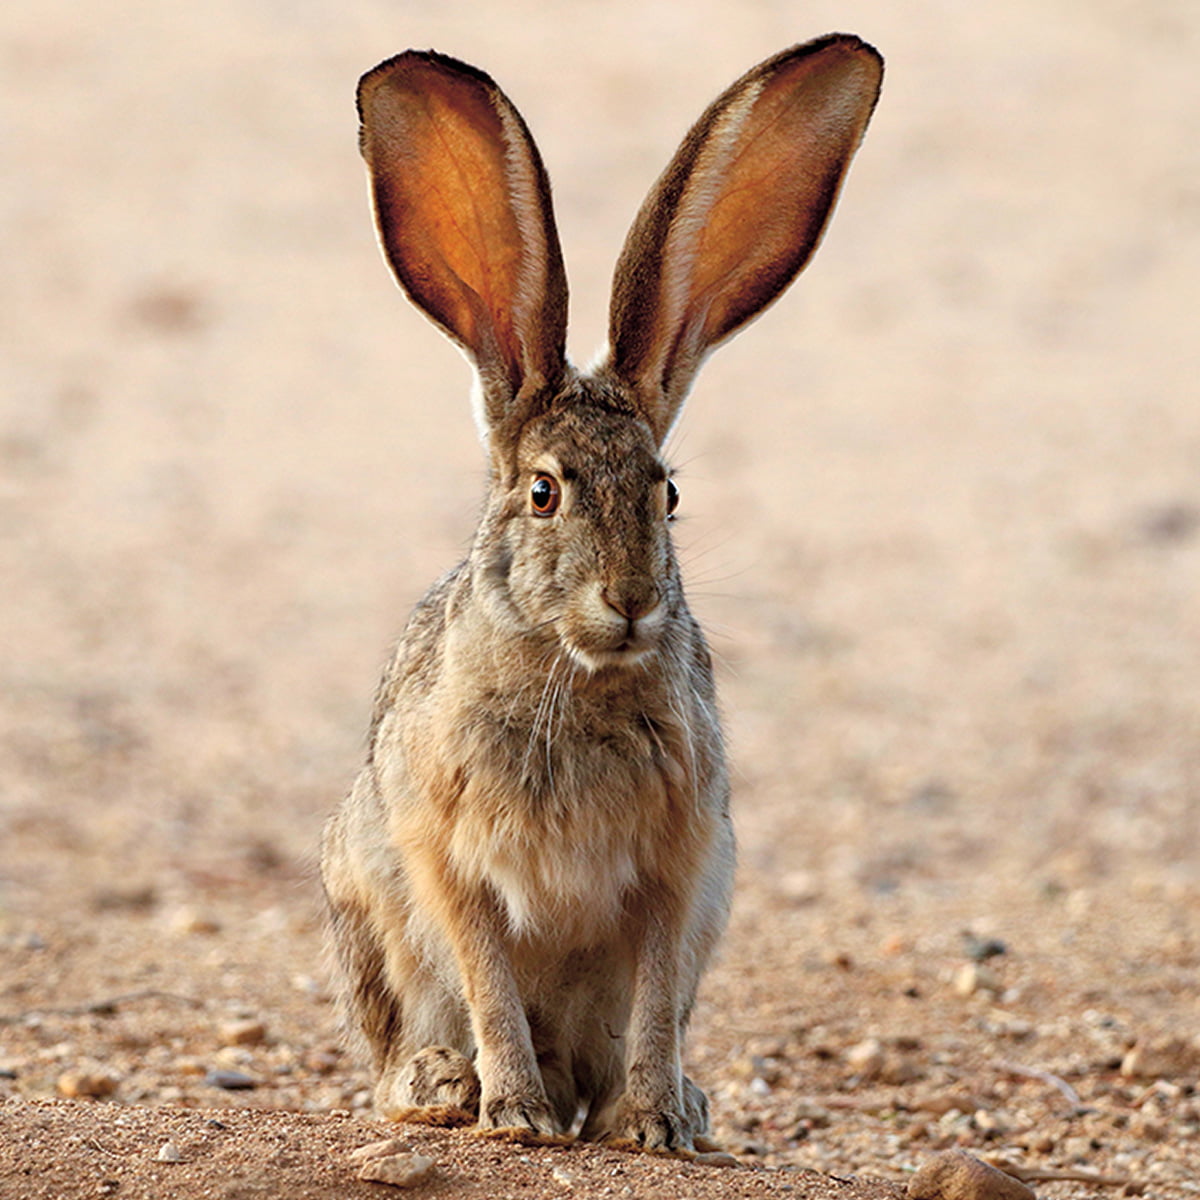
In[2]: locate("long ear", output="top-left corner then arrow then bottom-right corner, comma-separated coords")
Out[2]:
605,34 -> 883,442
357,51 -> 569,437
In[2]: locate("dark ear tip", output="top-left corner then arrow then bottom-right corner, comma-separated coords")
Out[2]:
773,32 -> 884,87
357,49 -> 501,115
805,31 -> 883,61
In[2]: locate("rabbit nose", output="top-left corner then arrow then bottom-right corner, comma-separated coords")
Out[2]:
602,580 -> 660,623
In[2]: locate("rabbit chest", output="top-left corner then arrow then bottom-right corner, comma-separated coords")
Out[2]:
431,698 -> 698,945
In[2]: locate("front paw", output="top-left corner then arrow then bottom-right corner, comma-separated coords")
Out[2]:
603,1098 -> 692,1154
478,1092 -> 563,1141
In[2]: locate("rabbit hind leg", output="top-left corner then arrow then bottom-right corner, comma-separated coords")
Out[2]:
326,893 -> 478,1122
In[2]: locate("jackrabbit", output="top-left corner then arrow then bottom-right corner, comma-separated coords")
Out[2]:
321,34 -> 882,1151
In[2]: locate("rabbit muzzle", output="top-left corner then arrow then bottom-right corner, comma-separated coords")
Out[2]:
560,577 -> 667,672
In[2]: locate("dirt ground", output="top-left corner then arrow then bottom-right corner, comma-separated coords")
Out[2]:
2,1 -> 1198,1197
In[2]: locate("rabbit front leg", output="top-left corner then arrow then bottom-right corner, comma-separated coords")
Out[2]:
438,885 -> 562,1137
604,902 -> 697,1152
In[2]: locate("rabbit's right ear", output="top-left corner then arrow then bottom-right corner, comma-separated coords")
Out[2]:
605,35 -> 883,444
358,52 -> 569,438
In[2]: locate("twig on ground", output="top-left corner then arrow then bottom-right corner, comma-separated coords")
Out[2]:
992,1059 -> 1082,1107
985,1156 -> 1135,1189
0,989 -> 204,1025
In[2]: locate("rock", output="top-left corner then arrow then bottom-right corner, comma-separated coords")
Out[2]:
550,1166 -> 578,1186
845,1037 -> 922,1085
156,1142 -> 183,1163
730,1054 -> 784,1085
846,1037 -> 886,1079
693,1150 -> 740,1168
910,1090 -> 986,1117
1129,1112 -> 1167,1141
971,1108 -> 1009,1137
204,1068 -> 257,1090
304,1047 -> 341,1075
1120,1035 -> 1200,1080
57,1069 -> 119,1099
953,963 -> 1000,997
778,870 -> 821,905
168,906 -> 221,935
218,1018 -> 268,1047
790,1100 -> 832,1132
961,932 -> 1008,962
907,1150 -> 1035,1200
356,1152 -> 436,1187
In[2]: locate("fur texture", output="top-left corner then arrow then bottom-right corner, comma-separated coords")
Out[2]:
321,35 -> 882,1151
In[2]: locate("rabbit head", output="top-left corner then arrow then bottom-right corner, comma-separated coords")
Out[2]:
356,38 -> 882,673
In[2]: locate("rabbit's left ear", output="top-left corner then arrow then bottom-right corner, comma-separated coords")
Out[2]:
358,51 -> 569,437
605,35 -> 883,443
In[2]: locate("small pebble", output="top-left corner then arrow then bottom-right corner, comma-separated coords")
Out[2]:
168,906 -> 221,935
693,1151 -> 740,1168
218,1018 -> 268,1047
57,1069 -> 119,1099
156,1141 -> 183,1163
304,1047 -> 341,1075
961,932 -> 1008,962
953,963 -> 1000,997
846,1037 -> 885,1080
778,870 -> 821,905
204,1068 -> 257,1090
907,1149 -> 1035,1200
972,1108 -> 1009,1137
356,1152 -> 436,1187
1120,1035 -> 1200,1080
550,1165 -> 577,1187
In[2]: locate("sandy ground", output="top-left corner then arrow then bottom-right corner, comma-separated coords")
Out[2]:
2,1 -> 1199,1197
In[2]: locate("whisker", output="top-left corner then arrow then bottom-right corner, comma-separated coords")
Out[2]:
522,650 -> 564,783
663,674 -> 701,808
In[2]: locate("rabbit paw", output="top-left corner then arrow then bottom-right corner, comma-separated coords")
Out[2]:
602,1100 -> 692,1154
478,1092 -> 563,1140
599,1078 -> 709,1154
377,1045 -> 481,1122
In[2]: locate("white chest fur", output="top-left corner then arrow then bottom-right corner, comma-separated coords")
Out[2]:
444,723 -> 679,944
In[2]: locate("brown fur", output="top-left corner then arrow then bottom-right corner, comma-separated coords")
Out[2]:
321,35 -> 882,1151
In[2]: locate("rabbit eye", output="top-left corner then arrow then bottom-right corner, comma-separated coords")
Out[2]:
530,474 -> 560,516
666,478 -> 680,518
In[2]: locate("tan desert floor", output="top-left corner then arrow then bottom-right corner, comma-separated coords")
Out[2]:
2,1 -> 1198,1197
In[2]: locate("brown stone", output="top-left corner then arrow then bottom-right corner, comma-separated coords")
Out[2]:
356,1152 -> 436,1187
907,1150 -> 1036,1200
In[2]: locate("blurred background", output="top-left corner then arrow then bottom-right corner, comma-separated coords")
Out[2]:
2,0 -> 1198,1112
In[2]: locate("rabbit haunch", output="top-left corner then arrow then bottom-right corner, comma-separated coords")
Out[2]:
322,35 -> 882,1149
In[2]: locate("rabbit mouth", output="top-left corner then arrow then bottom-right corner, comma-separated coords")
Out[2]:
565,640 -> 657,674
559,608 -> 666,674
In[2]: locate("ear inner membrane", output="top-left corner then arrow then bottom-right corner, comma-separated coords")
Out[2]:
607,34 -> 884,440
357,51 -> 569,422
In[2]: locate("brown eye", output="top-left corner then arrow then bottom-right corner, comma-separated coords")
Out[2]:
530,473 -> 560,516
666,477 -> 679,518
